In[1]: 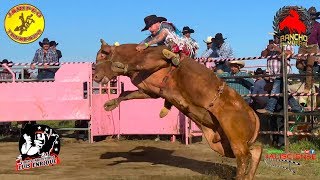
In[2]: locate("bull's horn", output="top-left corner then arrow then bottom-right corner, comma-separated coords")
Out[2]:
100,39 -> 108,45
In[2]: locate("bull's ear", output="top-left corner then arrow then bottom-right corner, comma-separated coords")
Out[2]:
100,39 -> 108,46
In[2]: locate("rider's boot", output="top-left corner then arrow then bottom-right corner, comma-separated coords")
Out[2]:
162,49 -> 180,66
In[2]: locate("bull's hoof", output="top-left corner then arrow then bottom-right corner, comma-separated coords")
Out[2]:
104,99 -> 119,111
159,107 -> 170,118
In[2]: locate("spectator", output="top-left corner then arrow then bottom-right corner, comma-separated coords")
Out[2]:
218,60 -> 253,103
251,68 -> 269,110
31,38 -> 58,80
200,36 -> 216,70
0,59 -> 13,81
50,41 -> 62,61
296,7 -> 320,93
257,35 -> 303,114
182,26 -> 199,58
212,33 -> 234,73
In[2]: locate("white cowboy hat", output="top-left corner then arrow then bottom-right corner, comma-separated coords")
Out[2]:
203,36 -> 213,44
227,60 -> 245,68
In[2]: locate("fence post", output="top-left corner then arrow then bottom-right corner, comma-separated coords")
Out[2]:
282,45 -> 289,152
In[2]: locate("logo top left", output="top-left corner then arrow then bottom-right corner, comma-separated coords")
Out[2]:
4,4 -> 45,44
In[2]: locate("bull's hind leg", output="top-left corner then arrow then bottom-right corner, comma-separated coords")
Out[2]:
246,143 -> 262,180
199,124 -> 234,158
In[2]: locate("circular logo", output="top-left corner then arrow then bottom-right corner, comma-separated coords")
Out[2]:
4,4 -> 45,44
18,124 -> 60,160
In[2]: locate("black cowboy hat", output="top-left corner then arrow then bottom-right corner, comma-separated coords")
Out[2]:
182,26 -> 195,34
39,38 -> 50,47
308,7 -> 320,20
50,41 -> 59,47
141,15 -> 167,31
254,68 -> 265,75
1,59 -> 13,67
214,33 -> 227,41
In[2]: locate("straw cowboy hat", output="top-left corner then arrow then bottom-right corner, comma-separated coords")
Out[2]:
50,41 -> 59,47
141,15 -> 167,31
182,26 -> 195,34
203,36 -> 213,43
39,38 -> 50,47
227,60 -> 245,68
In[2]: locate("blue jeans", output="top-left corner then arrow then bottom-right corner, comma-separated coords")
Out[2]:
265,79 -> 302,112
37,69 -> 55,80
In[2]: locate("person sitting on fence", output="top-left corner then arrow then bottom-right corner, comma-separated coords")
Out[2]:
211,33 -> 234,73
182,26 -> 199,58
0,59 -> 13,82
30,38 -> 58,80
296,6 -> 320,93
218,60 -> 253,104
136,15 -> 198,66
257,35 -> 303,114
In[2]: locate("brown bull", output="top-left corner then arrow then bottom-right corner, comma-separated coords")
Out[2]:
93,39 -> 262,180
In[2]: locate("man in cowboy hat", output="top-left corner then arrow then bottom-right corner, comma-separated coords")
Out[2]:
182,26 -> 199,58
257,36 -> 302,114
212,33 -> 234,73
296,6 -> 320,93
200,36 -> 217,70
136,15 -> 197,66
218,60 -> 253,103
31,38 -> 58,80
50,41 -> 62,61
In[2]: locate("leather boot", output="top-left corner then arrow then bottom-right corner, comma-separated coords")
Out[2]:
162,49 -> 180,66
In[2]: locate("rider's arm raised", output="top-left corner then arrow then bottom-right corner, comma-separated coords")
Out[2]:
145,29 -> 168,46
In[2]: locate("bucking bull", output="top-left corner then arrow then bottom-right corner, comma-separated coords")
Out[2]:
93,39 -> 262,180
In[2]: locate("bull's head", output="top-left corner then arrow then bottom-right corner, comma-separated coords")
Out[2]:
93,39 -> 128,84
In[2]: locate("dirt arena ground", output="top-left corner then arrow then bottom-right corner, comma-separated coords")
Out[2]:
0,137 -> 319,180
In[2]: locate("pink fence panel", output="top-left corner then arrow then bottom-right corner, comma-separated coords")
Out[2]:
118,76 -> 185,135
0,63 -> 92,122
91,93 -> 120,136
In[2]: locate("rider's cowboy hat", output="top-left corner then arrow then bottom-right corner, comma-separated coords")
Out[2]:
214,33 -> 227,42
39,38 -> 50,47
203,36 -> 213,43
227,60 -> 245,69
50,41 -> 59,47
1,59 -> 13,67
141,15 -> 167,31
308,7 -> 320,20
182,26 -> 195,34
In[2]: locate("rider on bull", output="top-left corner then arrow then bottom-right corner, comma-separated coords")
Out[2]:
136,15 -> 197,66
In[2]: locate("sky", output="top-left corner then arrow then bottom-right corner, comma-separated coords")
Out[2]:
0,0 -> 319,72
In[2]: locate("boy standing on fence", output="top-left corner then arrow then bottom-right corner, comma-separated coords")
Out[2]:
257,36 -> 303,114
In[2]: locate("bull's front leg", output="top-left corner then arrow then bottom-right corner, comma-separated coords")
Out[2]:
104,90 -> 156,111
159,100 -> 173,118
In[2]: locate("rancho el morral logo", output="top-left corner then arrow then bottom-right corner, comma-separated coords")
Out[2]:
273,6 -> 312,47
16,124 -> 60,171
4,4 -> 45,44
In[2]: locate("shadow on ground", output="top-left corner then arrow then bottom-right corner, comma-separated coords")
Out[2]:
100,146 -> 236,179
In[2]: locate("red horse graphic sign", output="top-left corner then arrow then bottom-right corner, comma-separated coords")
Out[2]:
273,6 -> 311,46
